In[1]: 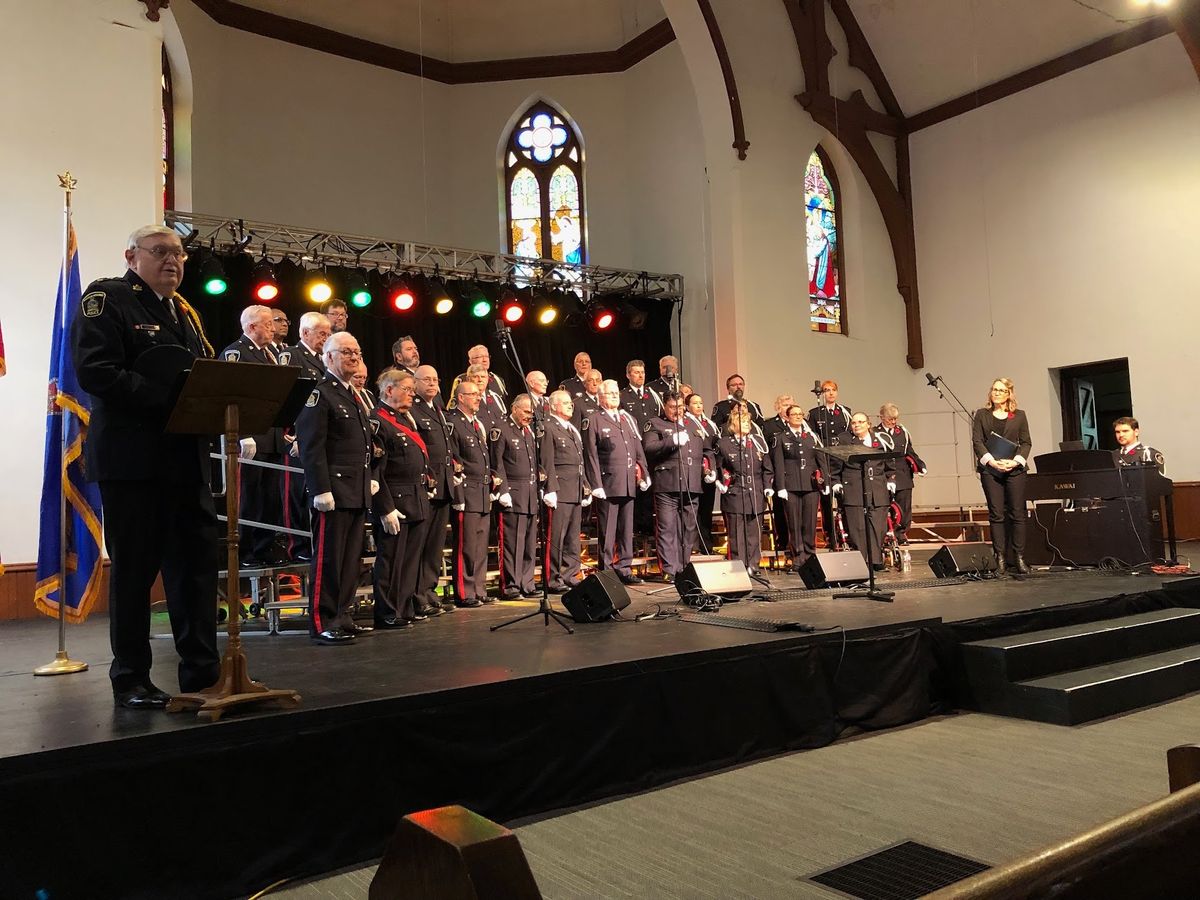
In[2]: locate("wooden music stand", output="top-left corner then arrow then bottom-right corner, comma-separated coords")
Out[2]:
164,358 -> 308,721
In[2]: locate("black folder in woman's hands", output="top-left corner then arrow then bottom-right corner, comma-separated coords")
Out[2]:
986,431 -> 1019,460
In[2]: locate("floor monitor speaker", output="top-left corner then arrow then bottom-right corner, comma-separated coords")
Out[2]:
929,543 -> 997,578
675,559 -> 753,601
561,569 -> 630,622
798,551 -> 869,588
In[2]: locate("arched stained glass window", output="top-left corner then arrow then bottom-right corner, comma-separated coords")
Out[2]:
805,147 -> 844,334
162,46 -> 174,212
504,101 -> 585,265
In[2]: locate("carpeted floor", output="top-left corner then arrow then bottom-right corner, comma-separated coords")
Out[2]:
264,691 -> 1200,898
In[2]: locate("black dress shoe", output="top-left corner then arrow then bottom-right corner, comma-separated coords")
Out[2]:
872,563 -> 887,572
619,574 -> 644,585
501,592 -> 523,601
546,585 -> 568,595
440,601 -> 457,612
1014,556 -> 1031,575
480,595 -> 497,604
994,555 -> 1009,576
114,685 -> 170,710
659,573 -> 674,584
455,598 -> 483,608
341,621 -> 373,635
312,628 -> 356,645
417,604 -> 444,617
374,617 -> 413,630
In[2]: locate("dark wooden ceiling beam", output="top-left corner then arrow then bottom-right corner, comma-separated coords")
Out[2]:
906,16 -> 1175,133
828,0 -> 903,119
189,0 -> 674,85
1170,0 -> 1200,81
695,0 -> 750,160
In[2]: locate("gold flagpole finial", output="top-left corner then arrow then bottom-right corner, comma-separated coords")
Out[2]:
57,171 -> 78,193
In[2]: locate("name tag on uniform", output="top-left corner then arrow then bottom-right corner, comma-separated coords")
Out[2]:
135,323 -> 161,332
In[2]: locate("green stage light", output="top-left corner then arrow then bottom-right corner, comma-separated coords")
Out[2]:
200,256 -> 227,296
471,298 -> 492,318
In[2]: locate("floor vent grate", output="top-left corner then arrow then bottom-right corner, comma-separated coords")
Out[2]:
805,840 -> 989,899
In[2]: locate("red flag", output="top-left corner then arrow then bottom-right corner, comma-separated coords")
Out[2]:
0,315 -> 7,376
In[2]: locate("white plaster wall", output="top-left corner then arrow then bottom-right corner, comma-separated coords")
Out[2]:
0,0 -> 164,563
911,35 -> 1200,505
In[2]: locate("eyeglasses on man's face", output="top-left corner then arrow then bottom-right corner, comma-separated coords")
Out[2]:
137,244 -> 187,261
334,349 -> 362,359
272,316 -> 289,324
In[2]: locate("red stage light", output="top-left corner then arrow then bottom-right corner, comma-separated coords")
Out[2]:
392,288 -> 415,311
254,282 -> 279,302
502,302 -> 524,324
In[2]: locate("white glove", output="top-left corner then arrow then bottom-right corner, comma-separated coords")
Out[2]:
543,491 -> 558,509
288,441 -> 299,458
498,492 -> 513,508
591,487 -> 607,501
765,488 -> 775,499
887,482 -> 897,493
822,486 -> 831,496
239,437 -> 256,460
638,478 -> 651,492
776,489 -> 788,501
833,484 -> 843,496
716,482 -> 728,494
381,510 -> 403,535
919,468 -> 927,476
581,495 -> 593,508
370,479 -> 380,496
703,471 -> 716,484
313,492 -> 335,512
672,431 -> 689,446
452,502 -> 465,511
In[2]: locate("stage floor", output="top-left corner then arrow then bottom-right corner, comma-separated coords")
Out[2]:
0,548 -> 1188,765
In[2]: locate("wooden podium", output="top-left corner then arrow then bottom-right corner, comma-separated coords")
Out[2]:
162,357 -> 312,721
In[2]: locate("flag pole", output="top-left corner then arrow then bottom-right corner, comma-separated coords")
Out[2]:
34,172 -> 88,676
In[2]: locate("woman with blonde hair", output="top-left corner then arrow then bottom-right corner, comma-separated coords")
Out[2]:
971,377 -> 1032,575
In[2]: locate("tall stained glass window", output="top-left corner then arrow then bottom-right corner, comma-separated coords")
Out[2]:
162,46 -> 174,212
504,101 -> 585,265
805,147 -> 844,334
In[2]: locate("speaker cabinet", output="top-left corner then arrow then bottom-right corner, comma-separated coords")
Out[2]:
929,543 -> 997,578
369,804 -> 541,900
561,569 -> 630,622
798,551 -> 869,588
675,559 -> 752,601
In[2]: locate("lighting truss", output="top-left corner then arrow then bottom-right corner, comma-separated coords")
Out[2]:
166,211 -> 684,302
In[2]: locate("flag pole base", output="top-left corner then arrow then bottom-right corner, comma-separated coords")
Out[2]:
33,650 -> 89,676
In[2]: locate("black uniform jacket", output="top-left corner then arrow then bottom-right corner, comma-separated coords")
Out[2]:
877,424 -> 926,491
541,415 -> 586,503
643,416 -> 709,494
771,429 -> 824,493
490,417 -> 539,514
559,374 -> 587,398
971,409 -> 1032,469
371,405 -> 431,522
448,409 -> 491,513
619,385 -> 663,429
717,434 -> 774,515
833,435 -> 897,508
711,396 -> 765,429
585,407 -> 649,498
220,334 -> 285,454
70,270 -> 213,484
412,395 -> 456,502
294,374 -> 373,509
808,403 -> 853,444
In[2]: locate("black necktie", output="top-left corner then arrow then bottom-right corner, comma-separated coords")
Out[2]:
162,295 -> 178,324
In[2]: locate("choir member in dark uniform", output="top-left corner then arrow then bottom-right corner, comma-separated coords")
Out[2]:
294,332 -> 375,644
710,374 -> 765,430
389,335 -> 420,378
833,412 -> 896,571
761,393 -> 795,557
585,380 -> 651,585
771,404 -> 825,572
542,390 -> 592,592
877,402 -> 926,545
71,224 -> 220,708
463,363 -> 506,430
525,370 -> 552,428
323,298 -> 348,333
685,392 -> 721,551
491,395 -> 541,599
643,393 -> 715,582
221,304 -> 285,567
1113,416 -> 1164,471
448,344 -> 508,406
280,311 -> 331,562
972,378 -> 1033,575
412,365 -> 456,614
646,354 -> 680,398
570,369 -> 603,431
809,380 -> 852,548
370,370 -> 430,628
715,409 -> 774,573
447,379 -> 492,607
620,359 -> 663,429
558,351 -> 592,397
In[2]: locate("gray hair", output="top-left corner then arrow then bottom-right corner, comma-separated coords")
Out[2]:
378,369 -> 414,392
511,393 -> 533,410
240,304 -> 271,330
298,311 -> 329,334
600,379 -> 620,394
126,225 -> 178,250
880,402 -> 899,418
549,389 -> 572,414
323,331 -> 357,361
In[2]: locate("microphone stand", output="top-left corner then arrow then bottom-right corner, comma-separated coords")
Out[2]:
490,322 -> 574,634
924,373 -> 976,429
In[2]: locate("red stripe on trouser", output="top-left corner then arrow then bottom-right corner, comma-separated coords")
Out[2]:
497,509 -> 506,594
652,496 -> 661,574
455,511 -> 466,600
727,515 -> 733,560
282,466 -> 293,556
544,506 -> 553,587
311,511 -> 327,632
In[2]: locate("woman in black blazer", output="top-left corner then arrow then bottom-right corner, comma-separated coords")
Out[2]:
971,377 -> 1032,575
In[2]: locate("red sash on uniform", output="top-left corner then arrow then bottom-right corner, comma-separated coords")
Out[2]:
376,407 -> 428,458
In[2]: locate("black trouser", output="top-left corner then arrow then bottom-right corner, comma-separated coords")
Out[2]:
784,490 -> 819,570
894,487 -> 913,537
416,500 -> 451,609
696,481 -> 716,552
498,509 -> 538,596
772,496 -> 790,561
309,507 -> 366,634
980,468 -> 1027,561
654,491 -> 699,575
282,459 -> 311,560
546,502 -> 582,589
372,518 -> 422,622
240,452 -> 281,561
819,491 -> 839,549
451,510 -> 490,602
99,480 -> 220,693
845,504 -> 887,566
595,495 -> 636,576
725,512 -> 762,570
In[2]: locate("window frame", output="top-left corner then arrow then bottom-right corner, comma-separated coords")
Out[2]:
805,144 -> 847,336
